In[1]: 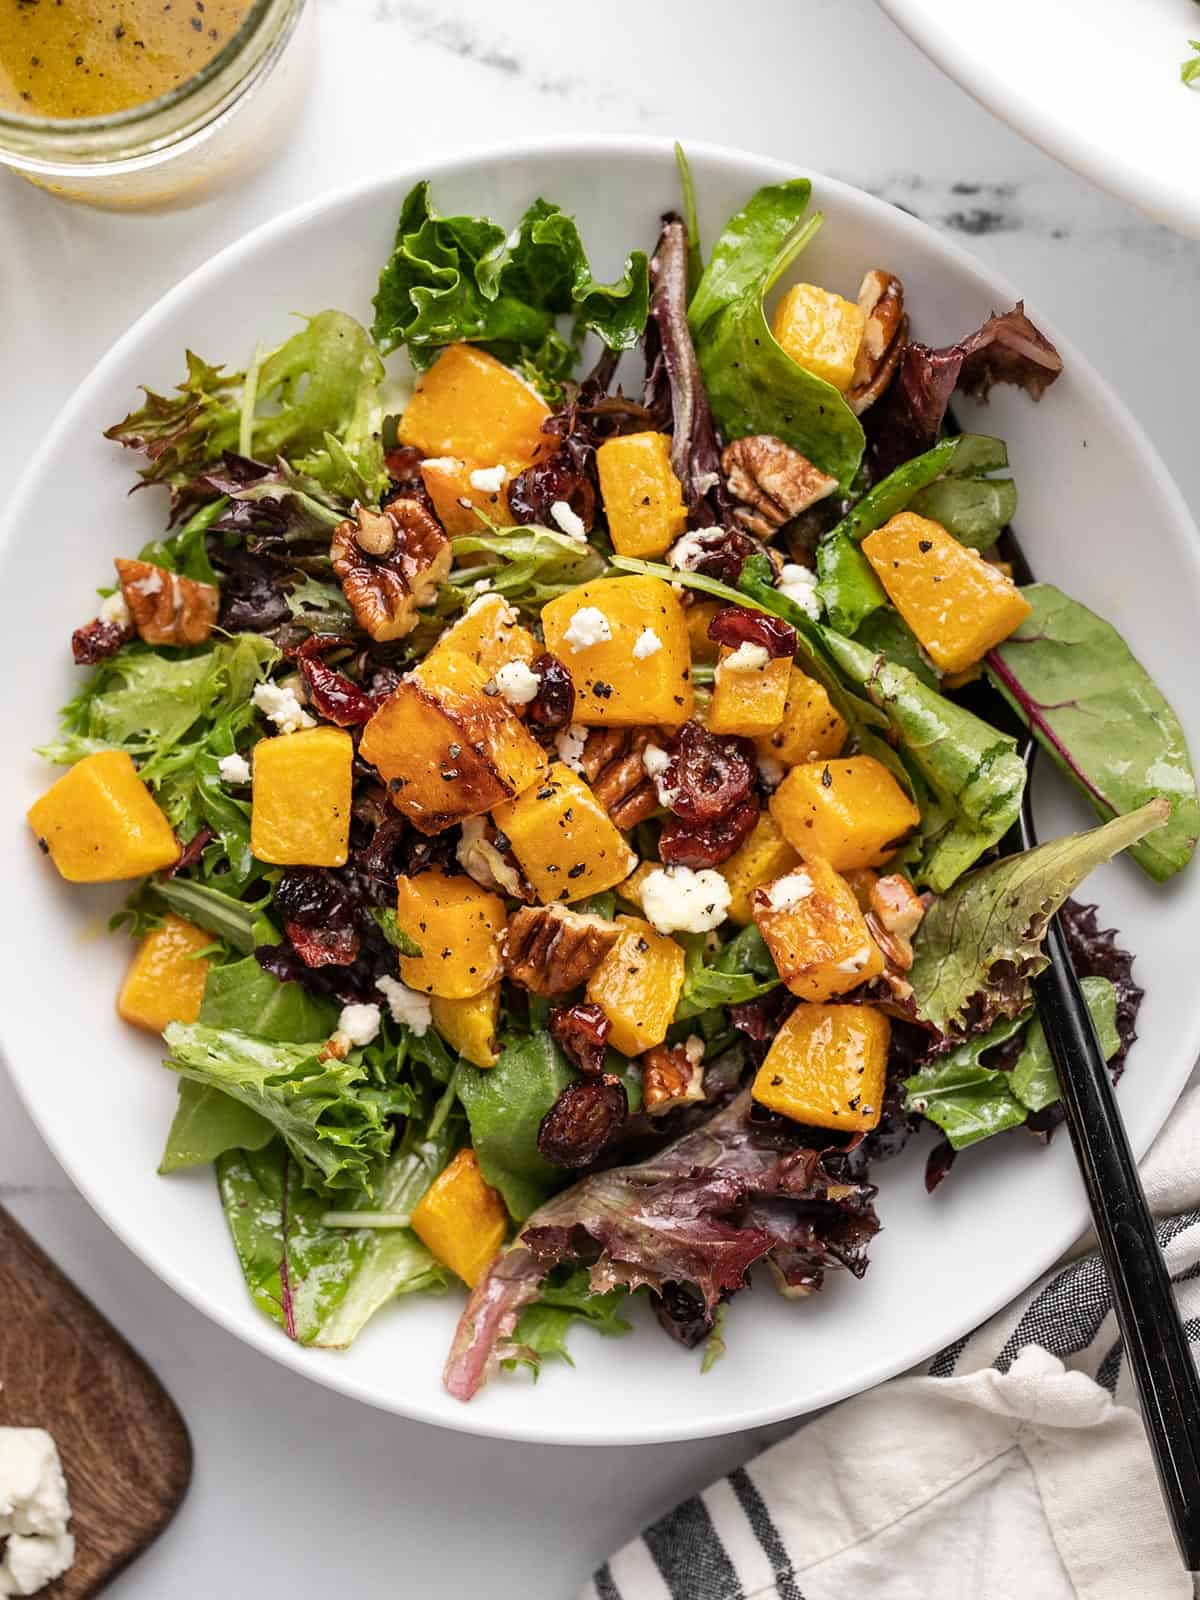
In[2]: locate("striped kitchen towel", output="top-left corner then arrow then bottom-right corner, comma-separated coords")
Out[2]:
586,1085 -> 1200,1600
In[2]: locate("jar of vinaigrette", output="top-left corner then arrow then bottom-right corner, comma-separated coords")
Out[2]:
0,0 -> 311,207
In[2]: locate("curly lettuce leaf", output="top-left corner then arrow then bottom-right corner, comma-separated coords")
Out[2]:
909,798 -> 1170,1034
674,925 -> 780,1022
446,525 -> 608,614
457,1031 -> 575,1222
504,1264 -> 632,1376
986,584 -> 1199,882
688,179 -> 864,491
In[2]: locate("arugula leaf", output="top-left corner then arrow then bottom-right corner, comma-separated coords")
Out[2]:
688,179 -> 864,490
674,142 -> 703,293
506,1264 -> 632,1375
675,926 -> 780,1022
163,1024 -> 398,1195
447,526 -> 608,613
909,798 -> 1170,1034
986,583 -> 1199,882
151,879 -> 271,954
821,628 -> 1026,891
371,182 -> 647,396
457,1031 -> 575,1221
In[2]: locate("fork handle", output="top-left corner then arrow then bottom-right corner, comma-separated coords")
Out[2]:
1036,914 -> 1200,1571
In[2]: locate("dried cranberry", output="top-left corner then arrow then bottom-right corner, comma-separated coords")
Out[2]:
537,1076 -> 628,1169
924,1138 -> 957,1193
662,721 -> 755,823
671,527 -> 761,585
284,920 -> 362,968
160,824 -> 216,881
299,656 -> 380,727
71,616 -> 131,665
708,606 -> 796,660
526,651 -> 575,734
549,1002 -> 611,1077
274,867 -> 357,928
508,450 -> 596,532
659,793 -> 759,868
654,1281 -> 714,1348
384,444 -> 424,483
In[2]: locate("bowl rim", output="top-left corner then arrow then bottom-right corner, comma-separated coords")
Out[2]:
5,133 -> 1200,1446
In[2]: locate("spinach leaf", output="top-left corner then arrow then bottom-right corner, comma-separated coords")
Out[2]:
1010,976 -> 1119,1112
674,926 -> 780,1021
910,798 -> 1169,1033
457,1031 -> 575,1221
852,608 -> 940,691
688,180 -> 864,491
506,1264 -> 632,1375
908,475 -> 1017,549
159,1083 -> 275,1173
986,583 -> 1199,882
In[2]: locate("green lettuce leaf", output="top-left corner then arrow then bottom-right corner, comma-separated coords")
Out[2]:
151,879 -> 271,954
910,798 -> 1170,1033
446,526 -> 608,613
1010,975 -> 1119,1112
160,1083 -> 275,1173
457,1031 -> 575,1221
505,1264 -> 632,1375
674,925 -> 780,1022
986,583 -> 1199,882
688,179 -> 864,490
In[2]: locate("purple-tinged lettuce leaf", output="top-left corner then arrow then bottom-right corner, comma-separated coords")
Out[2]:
1059,899 -> 1144,1077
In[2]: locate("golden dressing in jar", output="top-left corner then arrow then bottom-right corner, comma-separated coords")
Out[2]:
0,0 -> 251,117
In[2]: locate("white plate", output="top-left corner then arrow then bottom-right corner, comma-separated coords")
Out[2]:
878,0 -> 1200,238
3,138 -> 1199,1446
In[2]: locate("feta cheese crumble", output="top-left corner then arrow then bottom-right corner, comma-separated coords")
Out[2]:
97,590 -> 131,628
554,723 -> 589,773
640,865 -> 732,935
252,682 -> 315,735
683,1034 -> 705,1066
464,590 -> 512,621
834,946 -> 875,974
764,870 -> 814,912
562,606 -> 612,653
468,464 -> 508,493
632,627 -> 663,660
550,500 -> 588,540
217,753 -> 252,786
641,744 -> 678,808
336,1002 -> 382,1048
720,641 -> 770,674
667,530 -> 711,571
491,659 -> 542,706
0,1429 -> 74,1598
375,975 -> 432,1036
777,563 -> 822,620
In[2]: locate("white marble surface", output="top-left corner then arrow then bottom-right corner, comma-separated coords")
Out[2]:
2,2 -> 1198,1594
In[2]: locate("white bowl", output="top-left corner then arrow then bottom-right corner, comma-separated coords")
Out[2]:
878,0 -> 1200,238
3,137 -> 1199,1446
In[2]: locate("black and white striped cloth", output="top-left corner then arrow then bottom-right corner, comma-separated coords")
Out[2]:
585,1088 -> 1200,1600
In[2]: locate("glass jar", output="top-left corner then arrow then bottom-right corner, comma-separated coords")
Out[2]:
0,0 -> 312,209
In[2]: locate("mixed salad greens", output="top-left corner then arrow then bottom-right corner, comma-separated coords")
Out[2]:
28,150 -> 1197,1402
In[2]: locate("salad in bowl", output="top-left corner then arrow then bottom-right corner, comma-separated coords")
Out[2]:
25,150 -> 1197,1404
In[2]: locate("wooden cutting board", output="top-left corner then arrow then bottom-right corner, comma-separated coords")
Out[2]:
0,1205 -> 192,1596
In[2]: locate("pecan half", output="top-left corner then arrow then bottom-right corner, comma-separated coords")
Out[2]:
115,558 -> 219,646
331,498 -> 451,641
503,904 -> 622,995
641,1038 -> 706,1116
721,436 -> 838,538
456,815 -> 535,902
864,873 -> 926,973
580,726 -> 660,829
847,269 -> 908,417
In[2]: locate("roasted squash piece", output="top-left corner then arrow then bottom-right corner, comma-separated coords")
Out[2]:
753,1003 -> 890,1133
585,914 -> 686,1056
862,511 -> 1032,674
707,647 -> 791,738
685,599 -> 722,666
397,869 -> 506,999
752,857 -> 884,1001
251,725 -> 354,867
410,1148 -> 508,1286
117,913 -> 213,1033
419,456 -> 519,538
595,431 -> 687,558
28,751 -> 180,882
492,763 -> 638,905
424,594 -> 537,679
718,811 -> 800,926
360,649 -> 547,835
541,575 -> 693,728
754,667 -> 848,767
397,344 -> 550,473
771,283 -> 866,394
430,982 -> 501,1068
770,756 -> 920,872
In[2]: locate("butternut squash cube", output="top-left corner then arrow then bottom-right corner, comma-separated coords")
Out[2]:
753,1003 -> 891,1133
492,763 -> 637,905
430,983 -> 500,1068
360,649 -> 547,835
541,575 -> 693,727
707,648 -> 792,738
752,857 -> 884,1001
398,344 -> 550,474
685,599 -> 722,666
862,512 -> 1032,674
397,869 -> 506,999
27,751 -> 180,882
410,1148 -> 508,1286
754,667 -> 848,766
585,915 -> 686,1056
718,812 -> 800,927
614,859 -> 656,913
595,431 -> 688,558
419,456 -> 518,538
117,913 -> 213,1034
424,593 -> 537,680
771,283 -> 866,394
770,756 -> 920,872
250,725 -> 353,867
